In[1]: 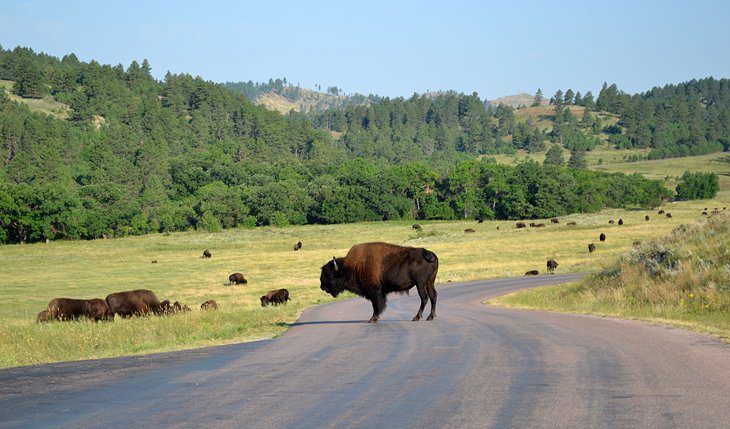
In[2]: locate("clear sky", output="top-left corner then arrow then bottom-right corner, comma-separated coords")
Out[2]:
1,0 -> 728,100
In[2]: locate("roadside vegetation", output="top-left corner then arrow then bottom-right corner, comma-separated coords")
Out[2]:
491,211 -> 730,339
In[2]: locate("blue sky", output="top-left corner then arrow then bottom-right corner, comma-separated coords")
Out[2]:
1,0 -> 728,100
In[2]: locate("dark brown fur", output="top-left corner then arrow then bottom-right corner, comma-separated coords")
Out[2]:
658,209 -> 665,215
550,218 -> 559,223
464,228 -> 475,233
515,222 -> 527,228
201,300 -> 218,311
566,221 -> 577,226
588,243 -> 596,253
228,273 -> 247,285
609,219 -> 615,224
546,259 -> 559,274
524,270 -> 539,276
293,241 -> 302,251
645,215 -> 650,221
203,249 -> 212,258
599,233 -> 606,242
36,310 -> 51,322
412,224 -> 422,230
666,212 -> 672,218
618,218 -> 624,226
260,289 -> 290,306
320,242 -> 438,323
46,298 -> 111,321
105,289 -> 166,318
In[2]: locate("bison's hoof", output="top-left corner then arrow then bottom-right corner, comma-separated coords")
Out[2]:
426,315 -> 435,321
368,317 -> 379,323
412,315 -> 421,321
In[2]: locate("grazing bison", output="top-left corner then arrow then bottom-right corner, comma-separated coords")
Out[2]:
228,273 -> 248,285
260,289 -> 290,306
633,241 -> 642,247
524,270 -> 539,276
645,215 -> 650,221
203,249 -> 212,258
546,259 -> 559,274
105,289 -> 166,318
46,298 -> 111,321
412,224 -> 422,230
477,219 -> 484,224
551,218 -> 560,224
320,242 -> 439,323
294,241 -> 302,251
702,211 -> 708,216
658,209 -> 665,215
599,233 -> 606,242
666,212 -> 673,218
588,243 -> 596,253
201,300 -> 218,311
618,218 -> 624,226
516,222 -> 527,229
464,228 -> 475,234
151,260 -> 158,264
533,223 -> 545,227
36,310 -> 51,323
566,221 -> 577,226
608,219 -> 615,224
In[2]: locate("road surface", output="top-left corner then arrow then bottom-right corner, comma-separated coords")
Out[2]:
2,273 -> 729,428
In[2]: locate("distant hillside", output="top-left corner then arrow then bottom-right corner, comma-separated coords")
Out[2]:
224,79 -> 379,114
488,92 -> 548,109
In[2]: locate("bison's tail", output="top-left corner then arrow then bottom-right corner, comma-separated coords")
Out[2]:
422,249 -> 437,263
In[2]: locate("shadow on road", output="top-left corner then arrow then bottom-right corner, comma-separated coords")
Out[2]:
289,320 -> 366,326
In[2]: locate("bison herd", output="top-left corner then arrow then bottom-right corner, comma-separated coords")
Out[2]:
35,242 -> 303,323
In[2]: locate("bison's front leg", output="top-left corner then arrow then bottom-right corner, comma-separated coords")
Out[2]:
369,294 -> 386,323
412,285 -> 427,321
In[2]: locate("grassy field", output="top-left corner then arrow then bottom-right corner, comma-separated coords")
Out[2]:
491,211 -> 730,339
1,152 -> 728,368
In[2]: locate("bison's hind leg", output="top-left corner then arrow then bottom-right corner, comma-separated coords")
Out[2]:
412,285 -> 428,321
425,284 -> 437,321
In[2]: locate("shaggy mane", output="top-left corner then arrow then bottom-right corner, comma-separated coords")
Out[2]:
343,242 -> 408,288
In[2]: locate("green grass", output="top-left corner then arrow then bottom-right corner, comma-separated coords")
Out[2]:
1,79 -> 71,119
490,211 -> 730,339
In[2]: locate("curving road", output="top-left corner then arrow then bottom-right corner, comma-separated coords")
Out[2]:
2,274 -> 729,428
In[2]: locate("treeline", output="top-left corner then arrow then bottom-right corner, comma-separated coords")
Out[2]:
0,152 -> 672,243
223,78 -> 381,112
311,92 -> 527,162
0,45 -> 712,244
594,79 -> 730,159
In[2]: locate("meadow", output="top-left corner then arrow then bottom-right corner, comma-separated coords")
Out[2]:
1,152 -> 728,368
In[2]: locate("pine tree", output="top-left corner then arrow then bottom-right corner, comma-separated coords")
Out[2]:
531,88 -> 543,107
568,149 -> 587,169
544,145 -> 565,166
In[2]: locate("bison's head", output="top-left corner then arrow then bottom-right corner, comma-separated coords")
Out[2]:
320,257 -> 347,297
260,296 -> 268,307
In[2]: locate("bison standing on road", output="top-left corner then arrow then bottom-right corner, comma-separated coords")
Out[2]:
228,273 -> 248,285
320,242 -> 439,323
46,298 -> 111,321
546,259 -> 559,274
260,289 -> 290,306
105,290 -> 166,318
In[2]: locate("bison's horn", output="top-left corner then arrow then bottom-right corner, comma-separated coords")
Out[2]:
332,257 -> 338,271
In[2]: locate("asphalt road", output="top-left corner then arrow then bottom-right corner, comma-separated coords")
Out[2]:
2,273 -> 729,429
